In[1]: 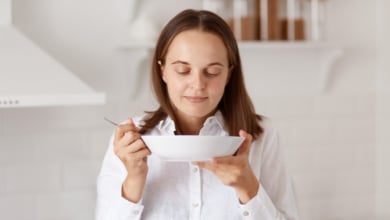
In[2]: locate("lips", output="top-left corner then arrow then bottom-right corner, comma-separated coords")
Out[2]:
184,96 -> 208,103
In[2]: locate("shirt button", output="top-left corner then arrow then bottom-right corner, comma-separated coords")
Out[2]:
192,203 -> 199,208
192,167 -> 198,173
242,210 -> 249,216
133,210 -> 140,215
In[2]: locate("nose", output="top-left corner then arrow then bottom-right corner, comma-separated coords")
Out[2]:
190,71 -> 206,90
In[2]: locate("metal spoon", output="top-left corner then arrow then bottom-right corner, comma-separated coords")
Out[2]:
104,117 -> 118,126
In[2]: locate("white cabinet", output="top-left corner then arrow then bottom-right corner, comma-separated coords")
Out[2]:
0,26 -> 106,108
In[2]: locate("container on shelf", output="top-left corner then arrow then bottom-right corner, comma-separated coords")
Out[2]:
230,0 -> 258,41
202,0 -> 327,42
258,0 -> 280,41
203,0 -> 258,41
279,0 -> 328,41
303,0 -> 327,41
279,0 -> 305,41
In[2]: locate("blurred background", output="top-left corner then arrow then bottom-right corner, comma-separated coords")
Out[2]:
0,0 -> 389,219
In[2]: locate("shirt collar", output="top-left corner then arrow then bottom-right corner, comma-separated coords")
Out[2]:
157,115 -> 176,135
156,111 -> 228,136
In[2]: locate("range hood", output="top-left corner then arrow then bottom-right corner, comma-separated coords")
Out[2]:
0,0 -> 105,108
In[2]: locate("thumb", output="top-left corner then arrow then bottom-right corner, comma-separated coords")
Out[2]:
236,130 -> 253,155
127,117 -> 139,131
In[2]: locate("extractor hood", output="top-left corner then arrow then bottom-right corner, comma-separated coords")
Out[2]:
0,0 -> 105,108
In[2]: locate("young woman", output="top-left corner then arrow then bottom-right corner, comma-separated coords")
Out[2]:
96,9 -> 299,220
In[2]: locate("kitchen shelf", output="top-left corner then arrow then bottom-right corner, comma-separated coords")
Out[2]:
118,41 -> 342,96
0,26 -> 106,108
119,40 -> 336,50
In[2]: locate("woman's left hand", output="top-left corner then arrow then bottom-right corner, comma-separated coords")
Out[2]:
193,130 -> 259,204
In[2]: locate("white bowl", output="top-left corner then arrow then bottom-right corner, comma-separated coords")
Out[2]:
141,135 -> 244,162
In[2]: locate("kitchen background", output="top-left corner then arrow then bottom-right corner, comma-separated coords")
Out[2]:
0,0 -> 389,219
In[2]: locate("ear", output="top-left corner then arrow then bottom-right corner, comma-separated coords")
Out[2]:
158,60 -> 167,82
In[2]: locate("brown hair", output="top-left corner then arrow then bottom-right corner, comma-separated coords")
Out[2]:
139,9 -> 263,140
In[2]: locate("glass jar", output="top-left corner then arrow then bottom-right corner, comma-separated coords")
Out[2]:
203,0 -> 258,41
257,0 -> 280,41
303,0 -> 327,41
279,0 -> 306,41
231,0 -> 257,40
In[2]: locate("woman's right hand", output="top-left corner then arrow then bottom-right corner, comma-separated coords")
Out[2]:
113,118 -> 151,203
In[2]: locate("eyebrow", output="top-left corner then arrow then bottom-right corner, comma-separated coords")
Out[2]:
171,60 -> 225,67
207,62 -> 224,67
171,60 -> 190,65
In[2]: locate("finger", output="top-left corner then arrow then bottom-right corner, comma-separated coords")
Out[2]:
212,156 -> 235,165
128,139 -> 149,154
117,132 -> 141,148
114,118 -> 139,141
127,118 -> 139,131
115,139 -> 150,161
129,147 -> 151,165
192,161 -> 215,171
195,160 -> 240,185
236,130 -> 253,156
194,158 -> 234,172
114,124 -> 136,141
118,138 -> 147,155
132,147 -> 151,159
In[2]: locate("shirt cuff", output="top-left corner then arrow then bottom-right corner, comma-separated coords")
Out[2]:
110,196 -> 144,220
238,186 -> 277,219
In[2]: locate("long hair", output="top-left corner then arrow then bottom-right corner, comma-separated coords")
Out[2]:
139,9 -> 263,140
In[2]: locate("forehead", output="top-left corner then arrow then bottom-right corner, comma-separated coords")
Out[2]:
165,29 -> 228,63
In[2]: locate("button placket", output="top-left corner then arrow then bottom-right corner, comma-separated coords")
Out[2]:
189,163 -> 202,219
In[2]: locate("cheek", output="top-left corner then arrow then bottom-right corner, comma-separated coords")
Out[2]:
166,77 -> 187,95
210,81 -> 227,98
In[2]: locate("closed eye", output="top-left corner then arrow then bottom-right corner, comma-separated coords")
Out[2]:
173,64 -> 191,75
204,66 -> 222,77
204,71 -> 220,77
176,70 -> 190,75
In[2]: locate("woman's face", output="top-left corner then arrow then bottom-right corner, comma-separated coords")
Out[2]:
161,29 -> 230,121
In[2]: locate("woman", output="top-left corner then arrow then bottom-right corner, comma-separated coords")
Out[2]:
96,9 -> 299,220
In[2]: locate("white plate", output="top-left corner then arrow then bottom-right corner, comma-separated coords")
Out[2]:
141,135 -> 244,162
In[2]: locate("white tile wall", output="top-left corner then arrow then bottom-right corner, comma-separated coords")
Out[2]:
0,134 -> 35,165
4,162 -> 62,194
254,94 -> 377,220
36,190 -> 95,220
0,0 -> 386,220
376,94 -> 390,217
0,166 -> 5,195
376,0 -> 390,217
298,194 -> 376,220
0,194 -> 37,220
62,160 -> 101,190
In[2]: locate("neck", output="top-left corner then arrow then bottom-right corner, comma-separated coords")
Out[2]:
176,116 -> 205,135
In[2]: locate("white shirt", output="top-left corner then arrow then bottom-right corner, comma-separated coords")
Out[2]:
96,112 -> 299,220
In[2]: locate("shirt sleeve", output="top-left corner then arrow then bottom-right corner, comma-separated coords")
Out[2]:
237,119 -> 300,220
95,133 -> 145,220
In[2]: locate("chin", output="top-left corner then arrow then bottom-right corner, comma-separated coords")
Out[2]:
182,107 -> 217,119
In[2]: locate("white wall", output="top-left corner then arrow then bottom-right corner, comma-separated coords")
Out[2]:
0,0 -> 383,219
376,0 -> 390,217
